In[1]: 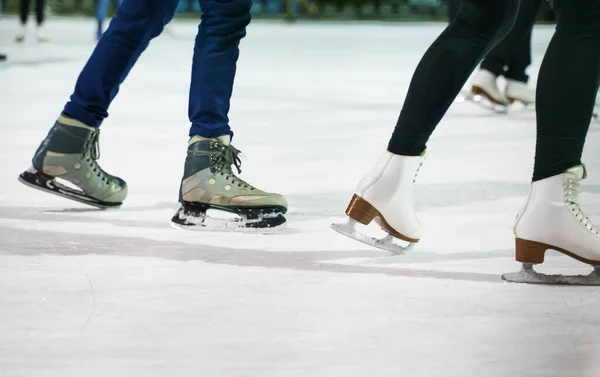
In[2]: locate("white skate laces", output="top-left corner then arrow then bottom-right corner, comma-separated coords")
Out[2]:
565,175 -> 599,235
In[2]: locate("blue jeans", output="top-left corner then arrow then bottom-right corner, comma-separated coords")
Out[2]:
64,0 -> 252,138
96,0 -> 123,35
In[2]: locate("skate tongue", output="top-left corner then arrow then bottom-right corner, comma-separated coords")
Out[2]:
565,165 -> 586,180
188,135 -> 231,146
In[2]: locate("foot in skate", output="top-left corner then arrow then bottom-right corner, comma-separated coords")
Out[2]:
15,25 -> 26,43
503,165 -> 600,285
458,69 -> 509,113
332,152 -> 424,254
18,114 -> 128,208
36,25 -> 51,43
171,135 -> 287,233
505,79 -> 535,106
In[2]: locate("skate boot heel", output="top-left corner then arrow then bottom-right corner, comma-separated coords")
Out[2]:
345,194 -> 378,225
515,238 -> 548,264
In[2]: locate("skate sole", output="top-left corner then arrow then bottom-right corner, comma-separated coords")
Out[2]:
18,169 -> 122,209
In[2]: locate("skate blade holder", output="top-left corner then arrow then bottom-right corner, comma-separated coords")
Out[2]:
502,263 -> 600,286
456,91 -> 509,114
331,218 -> 416,255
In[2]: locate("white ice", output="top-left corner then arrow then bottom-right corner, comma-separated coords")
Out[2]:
2,17 -> 600,377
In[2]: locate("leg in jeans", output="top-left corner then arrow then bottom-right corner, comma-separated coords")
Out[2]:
64,0 -> 180,127
188,0 -> 252,138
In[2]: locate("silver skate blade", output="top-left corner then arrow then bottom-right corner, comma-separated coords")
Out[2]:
331,219 -> 415,255
502,264 -> 600,286
456,90 -> 508,114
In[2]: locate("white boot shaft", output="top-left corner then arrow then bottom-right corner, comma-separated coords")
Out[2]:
514,165 -> 600,265
505,79 -> 535,105
15,24 -> 27,43
471,69 -> 509,105
349,151 -> 424,242
37,24 -> 51,43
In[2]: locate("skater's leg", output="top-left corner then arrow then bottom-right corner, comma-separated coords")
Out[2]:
63,0 -> 179,128
96,0 -> 109,38
509,0 -> 600,282
174,0 -> 288,232
388,0 -> 519,156
188,0 -> 252,138
504,26 -> 532,83
533,0 -> 600,181
35,0 -> 45,25
19,0 -> 29,25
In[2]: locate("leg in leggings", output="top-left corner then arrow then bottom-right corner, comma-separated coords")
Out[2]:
388,0 -> 519,156
505,27 -> 532,83
479,0 -> 542,80
19,0 -> 30,25
533,0 -> 600,181
35,0 -> 45,25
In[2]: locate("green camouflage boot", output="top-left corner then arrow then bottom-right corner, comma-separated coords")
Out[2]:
171,135 -> 287,232
19,114 -> 128,208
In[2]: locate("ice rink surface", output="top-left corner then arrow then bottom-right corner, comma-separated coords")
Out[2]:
1,17 -> 600,377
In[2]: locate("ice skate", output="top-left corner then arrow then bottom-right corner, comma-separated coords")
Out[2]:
18,115 -> 128,208
171,135 -> 288,233
36,25 -> 51,43
593,102 -> 599,120
331,152 -> 424,254
502,165 -> 600,285
505,79 -> 535,106
458,69 -> 509,113
15,25 -> 26,43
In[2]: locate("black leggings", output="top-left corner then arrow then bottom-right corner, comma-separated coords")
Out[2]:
20,0 -> 46,25
533,0 -> 600,181
388,0 -> 519,156
388,0 -> 600,181
448,0 -> 542,82
480,0 -> 543,83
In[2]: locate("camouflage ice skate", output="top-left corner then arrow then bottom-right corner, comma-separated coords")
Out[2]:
171,135 -> 288,232
18,114 -> 128,208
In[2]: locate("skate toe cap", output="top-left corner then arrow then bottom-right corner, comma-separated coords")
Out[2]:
103,180 -> 128,204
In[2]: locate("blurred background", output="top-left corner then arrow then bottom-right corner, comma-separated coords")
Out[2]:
0,0 -> 555,23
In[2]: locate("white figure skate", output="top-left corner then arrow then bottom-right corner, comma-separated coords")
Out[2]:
502,165 -> 600,285
457,69 -> 509,114
331,152 -> 424,254
505,79 -> 535,106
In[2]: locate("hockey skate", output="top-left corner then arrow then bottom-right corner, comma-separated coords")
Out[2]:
18,115 -> 128,208
457,69 -> 509,114
331,152 -> 424,254
505,79 -> 535,106
171,135 -> 288,233
502,165 -> 600,285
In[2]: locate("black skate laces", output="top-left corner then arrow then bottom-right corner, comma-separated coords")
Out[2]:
83,130 -> 112,185
210,142 -> 256,191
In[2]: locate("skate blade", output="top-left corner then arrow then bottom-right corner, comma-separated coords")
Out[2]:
502,264 -> 600,286
331,219 -> 415,255
18,168 -> 122,210
171,206 -> 287,234
456,90 -> 508,114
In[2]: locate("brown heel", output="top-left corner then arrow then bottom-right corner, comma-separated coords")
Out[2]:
345,195 -> 378,225
515,238 -> 548,264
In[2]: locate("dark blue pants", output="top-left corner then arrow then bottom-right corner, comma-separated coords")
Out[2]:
64,0 -> 252,138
